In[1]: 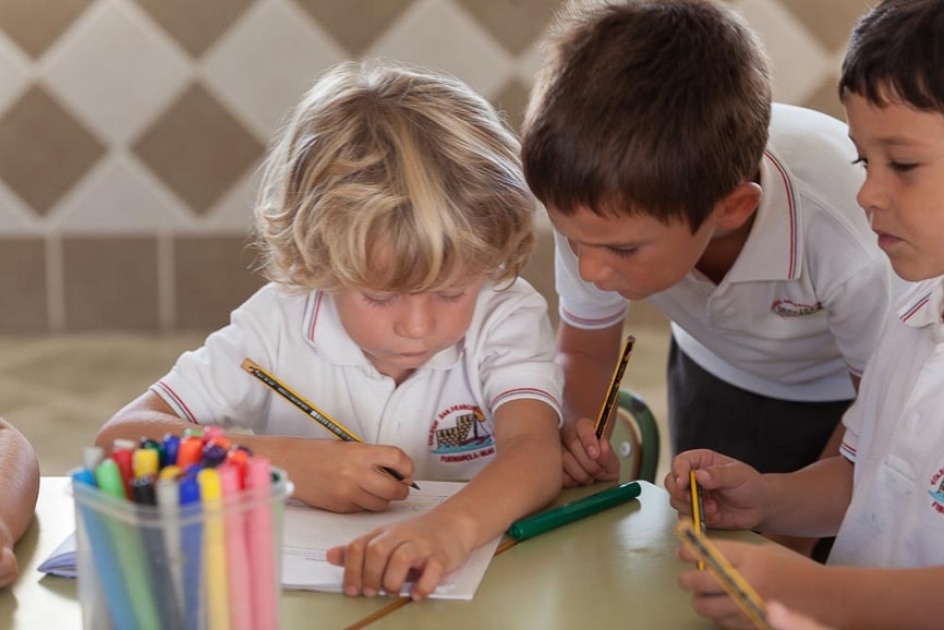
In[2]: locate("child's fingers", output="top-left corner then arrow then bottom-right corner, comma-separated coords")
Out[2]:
561,443 -> 599,485
341,538 -> 369,596
410,559 -> 445,601
575,416 -> 603,459
325,545 -> 345,566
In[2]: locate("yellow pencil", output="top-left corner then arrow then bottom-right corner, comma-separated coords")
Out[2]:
674,520 -> 770,630
690,469 -> 705,570
241,358 -> 419,489
594,335 -> 636,439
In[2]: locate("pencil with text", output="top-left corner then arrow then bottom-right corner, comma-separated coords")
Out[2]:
690,469 -> 705,570
674,520 -> 771,630
241,358 -> 420,490
594,335 -> 636,439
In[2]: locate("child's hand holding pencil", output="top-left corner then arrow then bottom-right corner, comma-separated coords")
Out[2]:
561,335 -> 634,487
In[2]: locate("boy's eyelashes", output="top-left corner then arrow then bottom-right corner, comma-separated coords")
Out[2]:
360,290 -> 469,305
607,246 -> 639,258
851,156 -> 918,173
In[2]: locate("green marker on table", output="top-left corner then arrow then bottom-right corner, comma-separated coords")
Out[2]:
508,481 -> 642,541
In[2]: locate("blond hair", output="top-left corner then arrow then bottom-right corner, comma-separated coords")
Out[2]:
254,60 -> 536,293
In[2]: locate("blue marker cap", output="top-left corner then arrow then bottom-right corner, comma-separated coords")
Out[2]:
72,468 -> 97,487
162,433 -> 181,469
201,443 -> 228,468
179,474 -> 201,506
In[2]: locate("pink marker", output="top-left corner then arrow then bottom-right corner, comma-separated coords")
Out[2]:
219,464 -> 252,630
245,457 -> 277,630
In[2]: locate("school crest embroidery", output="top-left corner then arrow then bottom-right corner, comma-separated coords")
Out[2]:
428,404 -> 495,463
928,466 -> 944,515
770,299 -> 823,317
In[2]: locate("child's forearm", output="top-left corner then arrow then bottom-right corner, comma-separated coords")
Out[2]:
558,322 -> 624,424
433,407 -> 561,551
0,421 -> 40,546
796,565 -> 944,630
759,456 -> 853,536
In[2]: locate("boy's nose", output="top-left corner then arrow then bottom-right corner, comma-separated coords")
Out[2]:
856,174 -> 885,215
395,298 -> 434,339
576,246 -> 611,284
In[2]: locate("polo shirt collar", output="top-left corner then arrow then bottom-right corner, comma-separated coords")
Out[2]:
300,290 -> 462,370
898,276 -> 944,330
725,149 -> 803,283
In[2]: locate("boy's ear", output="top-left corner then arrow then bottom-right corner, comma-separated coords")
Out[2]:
714,182 -> 762,230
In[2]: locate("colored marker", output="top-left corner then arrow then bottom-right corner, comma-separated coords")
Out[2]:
162,433 -> 181,469
177,436 -> 204,469
219,465 -> 252,630
198,468 -> 230,630
73,467 -> 138,630
111,439 -> 136,499
95,458 -> 161,629
132,448 -> 160,479
246,457 -> 278,630
132,475 -> 183,628
179,473 -> 203,630
156,476 -> 185,622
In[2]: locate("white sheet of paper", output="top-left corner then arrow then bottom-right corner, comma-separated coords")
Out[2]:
281,480 -> 501,600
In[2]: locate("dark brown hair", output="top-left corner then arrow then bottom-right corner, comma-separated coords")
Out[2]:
522,0 -> 771,231
840,0 -> 944,111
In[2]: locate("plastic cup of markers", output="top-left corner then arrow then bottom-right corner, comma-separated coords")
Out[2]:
71,466 -> 292,630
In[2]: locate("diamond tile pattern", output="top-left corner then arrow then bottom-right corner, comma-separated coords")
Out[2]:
456,0 -> 563,55
0,86 -> 105,215
132,83 -> 265,215
133,0 -> 254,57
0,0 -> 93,59
0,0 -> 874,331
291,0 -> 416,55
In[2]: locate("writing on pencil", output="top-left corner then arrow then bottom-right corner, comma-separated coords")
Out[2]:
675,520 -> 770,630
594,335 -> 636,439
689,469 -> 706,570
240,358 -> 420,490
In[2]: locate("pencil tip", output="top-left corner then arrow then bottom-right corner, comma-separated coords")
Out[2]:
410,482 -> 421,490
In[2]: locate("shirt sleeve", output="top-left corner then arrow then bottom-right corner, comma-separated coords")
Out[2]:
470,280 -> 564,424
151,285 -> 283,431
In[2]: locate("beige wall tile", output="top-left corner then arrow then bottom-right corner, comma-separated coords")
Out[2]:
780,0 -> 870,52
62,237 -> 160,330
0,0 -> 93,59
292,0 -> 416,55
0,238 -> 47,332
456,0 -> 563,55
132,83 -> 265,214
174,235 -> 265,331
134,0 -> 253,57
0,86 -> 105,214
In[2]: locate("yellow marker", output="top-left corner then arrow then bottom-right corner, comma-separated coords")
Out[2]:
689,469 -> 705,570
674,520 -> 770,630
198,468 -> 230,630
594,335 -> 636,439
132,447 -> 159,479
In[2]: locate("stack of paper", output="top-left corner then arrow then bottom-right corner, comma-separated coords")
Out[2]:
281,480 -> 501,600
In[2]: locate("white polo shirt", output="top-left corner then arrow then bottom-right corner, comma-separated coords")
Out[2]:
556,103 -> 892,401
830,278 -> 944,568
153,280 -> 562,481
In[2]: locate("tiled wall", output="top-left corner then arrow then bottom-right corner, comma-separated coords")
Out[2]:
0,0 -> 871,332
